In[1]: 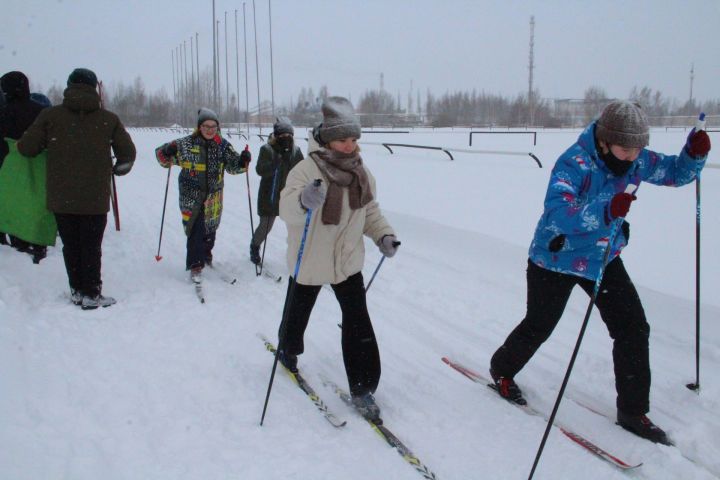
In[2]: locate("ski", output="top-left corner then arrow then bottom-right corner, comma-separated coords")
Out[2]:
441,357 -> 642,471
320,375 -> 439,480
260,267 -> 282,283
207,262 -> 237,285
258,334 -> 346,428
193,280 -> 205,303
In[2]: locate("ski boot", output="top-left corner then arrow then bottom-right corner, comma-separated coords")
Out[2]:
490,368 -> 527,406
617,411 -> 673,446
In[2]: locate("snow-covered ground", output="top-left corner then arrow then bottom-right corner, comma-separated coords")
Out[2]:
1,126 -> 719,479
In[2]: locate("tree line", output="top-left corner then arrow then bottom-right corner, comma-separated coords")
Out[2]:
44,75 -> 719,129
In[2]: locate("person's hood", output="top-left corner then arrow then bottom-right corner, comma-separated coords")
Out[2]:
62,84 -> 101,113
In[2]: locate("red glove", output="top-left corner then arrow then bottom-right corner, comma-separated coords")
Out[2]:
687,130 -> 711,158
610,192 -> 636,219
240,146 -> 252,168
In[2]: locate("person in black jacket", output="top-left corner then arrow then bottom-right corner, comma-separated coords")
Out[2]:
249,117 -> 303,265
0,71 -> 49,260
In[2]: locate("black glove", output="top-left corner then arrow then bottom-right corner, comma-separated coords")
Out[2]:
113,161 -> 133,176
548,234 -> 566,252
240,148 -> 252,168
162,142 -> 178,157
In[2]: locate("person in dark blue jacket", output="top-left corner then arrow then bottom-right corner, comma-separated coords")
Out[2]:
0,71 -> 50,260
489,101 -> 711,446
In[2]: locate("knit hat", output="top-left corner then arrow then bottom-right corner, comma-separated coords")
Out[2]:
273,116 -> 294,136
317,96 -> 361,144
197,107 -> 219,127
30,92 -> 52,108
67,68 -> 98,88
595,101 -> 649,148
1,71 -> 30,101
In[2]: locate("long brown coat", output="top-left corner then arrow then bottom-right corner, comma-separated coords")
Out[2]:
17,84 -> 136,215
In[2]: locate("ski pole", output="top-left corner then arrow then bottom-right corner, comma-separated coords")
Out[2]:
155,164 -> 172,261
365,240 -> 401,292
687,112 -> 705,393
243,144 -> 259,275
260,179 -> 320,426
528,185 -> 636,480
258,165 -> 280,275
110,174 -> 120,231
99,80 -> 120,232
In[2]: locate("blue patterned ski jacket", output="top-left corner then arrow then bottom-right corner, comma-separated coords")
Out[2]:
529,122 -> 706,281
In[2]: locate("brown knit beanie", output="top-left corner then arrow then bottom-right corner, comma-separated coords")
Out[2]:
595,101 -> 649,148
317,96 -> 361,144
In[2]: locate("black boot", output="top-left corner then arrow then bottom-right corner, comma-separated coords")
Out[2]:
29,245 -> 47,264
250,243 -> 261,265
617,410 -> 673,446
277,349 -> 298,373
351,392 -> 381,423
490,368 -> 527,405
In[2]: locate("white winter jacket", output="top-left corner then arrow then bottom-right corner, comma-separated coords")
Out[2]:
279,138 -> 395,285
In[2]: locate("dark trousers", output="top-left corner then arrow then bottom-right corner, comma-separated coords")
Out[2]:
491,257 -> 650,414
186,210 -> 216,270
55,213 -> 107,297
279,272 -> 381,396
251,215 -> 276,247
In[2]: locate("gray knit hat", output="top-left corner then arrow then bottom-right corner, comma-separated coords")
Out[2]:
317,96 -> 361,144
595,101 -> 649,148
273,116 -> 294,136
197,107 -> 219,127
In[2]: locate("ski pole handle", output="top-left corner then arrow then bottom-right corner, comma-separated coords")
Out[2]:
696,113 -> 706,133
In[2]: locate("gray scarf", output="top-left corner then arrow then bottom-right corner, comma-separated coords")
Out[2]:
311,148 -> 373,225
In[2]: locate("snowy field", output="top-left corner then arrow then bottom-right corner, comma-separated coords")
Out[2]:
1,126 -> 719,479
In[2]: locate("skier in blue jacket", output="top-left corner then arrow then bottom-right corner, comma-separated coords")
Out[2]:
489,101 -> 711,446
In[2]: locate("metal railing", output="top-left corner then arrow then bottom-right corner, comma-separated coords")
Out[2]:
381,143 -> 455,161
469,131 -> 537,146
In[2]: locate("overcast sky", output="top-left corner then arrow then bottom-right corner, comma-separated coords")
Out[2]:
4,0 -> 720,108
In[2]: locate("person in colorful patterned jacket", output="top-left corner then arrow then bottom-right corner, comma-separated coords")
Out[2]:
489,101 -> 710,446
155,108 -> 251,281
249,116 -> 304,265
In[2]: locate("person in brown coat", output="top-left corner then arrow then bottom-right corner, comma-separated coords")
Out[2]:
18,68 -> 136,310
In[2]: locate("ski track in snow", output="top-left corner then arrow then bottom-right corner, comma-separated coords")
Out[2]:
1,127 -> 719,479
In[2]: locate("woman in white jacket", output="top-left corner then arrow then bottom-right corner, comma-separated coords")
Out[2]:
277,97 -> 399,422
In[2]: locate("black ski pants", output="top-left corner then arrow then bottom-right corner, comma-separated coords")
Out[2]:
55,213 -> 107,297
186,209 -> 216,270
491,257 -> 650,415
279,272 -> 381,397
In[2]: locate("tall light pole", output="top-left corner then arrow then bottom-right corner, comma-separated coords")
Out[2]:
268,0 -> 275,117
235,9 -> 241,124
225,11 -> 230,114
212,0 -> 217,108
528,15 -> 536,126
